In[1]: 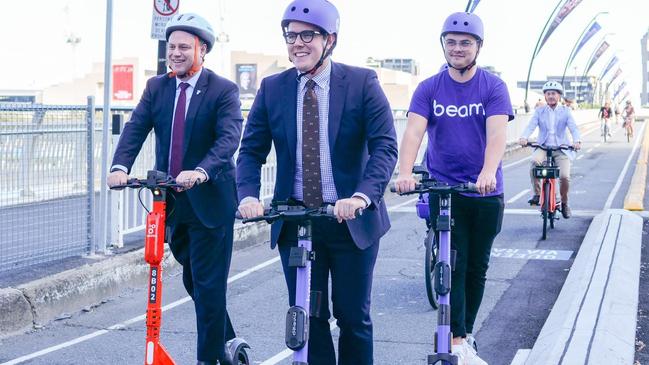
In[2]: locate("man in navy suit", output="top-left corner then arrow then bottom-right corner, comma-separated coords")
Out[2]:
236,1 -> 397,364
107,13 -> 243,365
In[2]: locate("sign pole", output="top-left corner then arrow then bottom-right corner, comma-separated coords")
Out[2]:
157,41 -> 167,75
99,0 -> 114,254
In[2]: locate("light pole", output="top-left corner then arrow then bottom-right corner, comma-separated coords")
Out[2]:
560,11 -> 608,85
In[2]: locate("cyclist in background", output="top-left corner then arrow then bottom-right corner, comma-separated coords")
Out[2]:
598,101 -> 612,138
623,100 -> 636,138
519,81 -> 581,219
395,11 -> 513,365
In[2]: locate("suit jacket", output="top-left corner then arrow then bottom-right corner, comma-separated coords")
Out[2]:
112,68 -> 243,227
521,104 -> 581,160
236,62 -> 398,249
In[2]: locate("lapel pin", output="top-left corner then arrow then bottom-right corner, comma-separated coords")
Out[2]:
196,90 -> 201,95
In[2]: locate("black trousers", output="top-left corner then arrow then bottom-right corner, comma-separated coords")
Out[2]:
436,194 -> 504,338
168,193 -> 236,362
278,218 -> 380,365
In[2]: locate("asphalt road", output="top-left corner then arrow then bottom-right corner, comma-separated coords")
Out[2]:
0,120 -> 645,365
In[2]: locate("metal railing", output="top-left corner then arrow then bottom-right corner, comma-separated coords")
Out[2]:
1,100 -> 593,272
0,99 -> 95,272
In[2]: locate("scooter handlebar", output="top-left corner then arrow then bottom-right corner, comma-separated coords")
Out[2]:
390,181 -> 478,195
237,204 -> 340,224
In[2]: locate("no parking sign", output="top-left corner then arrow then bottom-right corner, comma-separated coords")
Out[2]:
151,0 -> 180,40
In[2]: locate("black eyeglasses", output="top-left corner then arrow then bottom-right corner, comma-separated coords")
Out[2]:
283,30 -> 324,44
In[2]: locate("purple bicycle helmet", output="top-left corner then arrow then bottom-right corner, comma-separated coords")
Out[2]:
441,12 -> 484,41
281,0 -> 340,35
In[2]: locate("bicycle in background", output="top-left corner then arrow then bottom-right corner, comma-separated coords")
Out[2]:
525,143 -> 575,240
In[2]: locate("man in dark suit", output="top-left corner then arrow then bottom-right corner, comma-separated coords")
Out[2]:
107,13 -> 243,365
236,1 -> 397,364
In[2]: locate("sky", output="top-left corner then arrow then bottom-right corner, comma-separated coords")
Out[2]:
1,0 -> 647,104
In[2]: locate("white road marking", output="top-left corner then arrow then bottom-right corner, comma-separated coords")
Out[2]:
510,349 -> 531,365
3,198 -> 418,364
0,257 -> 281,365
507,189 -> 530,204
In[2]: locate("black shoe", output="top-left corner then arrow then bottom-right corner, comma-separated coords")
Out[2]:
221,344 -> 235,365
528,195 -> 540,206
196,344 -> 234,365
561,203 -> 571,219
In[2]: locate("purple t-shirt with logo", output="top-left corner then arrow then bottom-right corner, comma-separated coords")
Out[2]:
408,68 -> 513,197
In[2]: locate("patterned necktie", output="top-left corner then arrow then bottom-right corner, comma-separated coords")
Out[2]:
302,79 -> 323,208
169,82 -> 190,178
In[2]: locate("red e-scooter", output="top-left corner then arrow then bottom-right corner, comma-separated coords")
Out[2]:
113,170 -> 250,365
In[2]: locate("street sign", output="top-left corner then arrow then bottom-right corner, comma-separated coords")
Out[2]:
151,0 -> 179,40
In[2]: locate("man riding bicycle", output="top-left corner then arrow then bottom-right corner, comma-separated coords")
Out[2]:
519,81 -> 581,219
598,101 -> 612,138
395,11 -> 513,365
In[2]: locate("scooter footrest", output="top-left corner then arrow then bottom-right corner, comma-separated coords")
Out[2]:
428,353 -> 459,365
285,306 -> 309,350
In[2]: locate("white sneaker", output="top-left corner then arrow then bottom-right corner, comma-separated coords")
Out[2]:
451,342 -> 468,365
459,339 -> 488,365
465,333 -> 478,352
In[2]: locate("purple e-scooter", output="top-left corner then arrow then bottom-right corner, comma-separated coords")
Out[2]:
238,201 -> 336,365
393,167 -> 477,365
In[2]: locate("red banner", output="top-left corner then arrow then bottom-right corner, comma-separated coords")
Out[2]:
113,64 -> 134,101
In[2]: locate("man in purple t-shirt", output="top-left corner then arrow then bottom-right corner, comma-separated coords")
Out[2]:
395,11 -> 513,365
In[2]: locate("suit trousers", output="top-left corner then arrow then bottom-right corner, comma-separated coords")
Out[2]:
168,192 -> 236,362
278,218 -> 380,365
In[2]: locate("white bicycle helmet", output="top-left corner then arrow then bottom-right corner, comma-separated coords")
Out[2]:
165,13 -> 215,53
542,81 -> 564,94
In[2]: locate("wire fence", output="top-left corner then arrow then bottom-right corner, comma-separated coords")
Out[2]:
0,100 -> 95,272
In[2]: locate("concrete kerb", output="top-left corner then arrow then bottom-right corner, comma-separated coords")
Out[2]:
0,288 -> 33,337
0,221 -> 269,339
523,209 -> 642,365
624,120 -> 649,210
